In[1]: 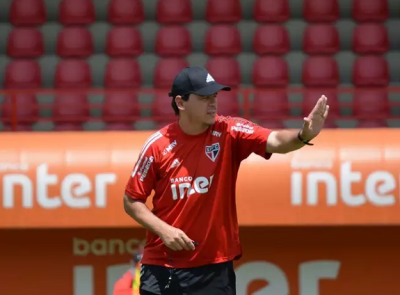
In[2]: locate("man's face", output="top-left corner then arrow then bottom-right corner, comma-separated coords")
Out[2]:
183,93 -> 218,125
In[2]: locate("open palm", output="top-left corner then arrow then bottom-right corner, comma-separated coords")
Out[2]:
301,95 -> 329,140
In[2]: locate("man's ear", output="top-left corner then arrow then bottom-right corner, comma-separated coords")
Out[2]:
175,95 -> 185,111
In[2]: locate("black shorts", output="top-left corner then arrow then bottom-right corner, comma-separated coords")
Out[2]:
140,261 -> 236,295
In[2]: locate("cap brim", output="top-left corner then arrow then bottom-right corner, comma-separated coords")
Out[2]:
193,83 -> 231,96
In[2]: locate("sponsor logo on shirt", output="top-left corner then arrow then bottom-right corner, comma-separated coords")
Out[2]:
205,143 -> 220,162
162,140 -> 177,156
212,131 -> 221,137
139,156 -> 154,182
170,175 -> 214,200
169,159 -> 181,169
231,123 -> 254,134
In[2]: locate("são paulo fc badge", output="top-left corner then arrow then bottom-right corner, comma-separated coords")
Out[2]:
205,143 -> 220,162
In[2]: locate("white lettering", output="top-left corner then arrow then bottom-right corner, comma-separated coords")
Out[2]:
62,174 -> 92,208
140,156 -> 154,182
170,175 -> 214,200
3,174 -> 32,208
95,174 -> 117,207
291,161 -> 399,207
37,163 -> 62,209
162,140 -> 177,155
231,126 -> 254,134
73,238 -> 142,256
299,261 -> 341,295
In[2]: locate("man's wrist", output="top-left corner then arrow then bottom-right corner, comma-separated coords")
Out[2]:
298,130 -> 314,146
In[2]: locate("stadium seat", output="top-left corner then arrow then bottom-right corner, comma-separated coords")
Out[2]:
104,59 -> 142,88
215,91 -> 240,116
302,88 -> 339,117
357,120 -> 387,128
253,90 -> 289,119
153,58 -> 189,88
102,93 -> 140,122
352,56 -> 389,87
352,24 -> 388,54
59,0 -> 95,25
55,59 -> 91,88
52,94 -> 89,124
2,124 -> 34,132
302,56 -> 339,87
4,60 -> 41,89
156,0 -> 192,24
152,92 -> 177,122
303,24 -> 339,54
57,27 -> 93,58
155,26 -> 192,57
303,0 -> 339,23
352,0 -> 388,22
252,56 -> 288,87
253,25 -> 290,55
104,122 -> 134,130
353,89 -> 389,118
206,0 -> 242,24
1,94 -> 39,124
107,0 -> 144,25
54,123 -> 84,131
106,26 -> 143,57
204,25 -> 241,56
7,28 -> 44,58
253,0 -> 289,23
205,57 -> 241,88
9,0 -> 46,26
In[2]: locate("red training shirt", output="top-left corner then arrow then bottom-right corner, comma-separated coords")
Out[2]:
125,115 -> 273,268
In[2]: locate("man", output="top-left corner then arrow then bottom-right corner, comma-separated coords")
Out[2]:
113,248 -> 143,295
123,66 -> 329,295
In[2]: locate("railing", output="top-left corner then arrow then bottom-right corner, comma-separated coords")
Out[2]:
1,86 -> 399,131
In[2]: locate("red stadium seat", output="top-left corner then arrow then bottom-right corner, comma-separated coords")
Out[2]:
352,24 -> 388,54
2,124 -> 34,132
4,60 -> 41,89
52,94 -> 89,124
106,26 -> 143,57
104,59 -> 142,88
54,123 -> 84,131
154,58 -> 189,88
253,90 -> 289,118
2,94 -> 38,124
152,92 -> 176,121
206,0 -> 242,24
103,93 -> 140,122
7,28 -> 43,58
352,56 -> 389,87
302,88 -> 339,117
156,0 -> 192,24
104,122 -> 135,130
55,59 -> 91,89
353,89 -> 389,118
9,0 -> 46,26
252,56 -> 288,87
303,24 -> 339,54
303,0 -> 339,23
302,56 -> 339,87
107,0 -> 144,25
59,0 -> 95,25
57,27 -> 93,58
357,120 -> 387,128
253,25 -> 290,55
204,25 -> 241,56
216,92 -> 240,116
253,0 -> 289,23
156,26 -> 192,57
205,57 -> 241,88
352,0 -> 388,22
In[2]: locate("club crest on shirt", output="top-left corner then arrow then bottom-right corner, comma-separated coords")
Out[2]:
205,143 -> 220,162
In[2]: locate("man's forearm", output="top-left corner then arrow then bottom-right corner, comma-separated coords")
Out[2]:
267,130 -> 307,154
123,194 -> 170,236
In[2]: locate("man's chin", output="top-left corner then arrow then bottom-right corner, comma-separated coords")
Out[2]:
205,114 -> 216,125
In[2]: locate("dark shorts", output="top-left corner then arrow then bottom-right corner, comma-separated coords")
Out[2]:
140,261 -> 236,295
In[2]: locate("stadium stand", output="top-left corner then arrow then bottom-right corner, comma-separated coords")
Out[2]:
0,0 -> 399,131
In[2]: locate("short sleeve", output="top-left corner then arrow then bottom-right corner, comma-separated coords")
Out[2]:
125,138 -> 159,202
228,117 -> 273,162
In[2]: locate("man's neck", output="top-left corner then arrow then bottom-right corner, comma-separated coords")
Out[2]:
178,116 -> 209,135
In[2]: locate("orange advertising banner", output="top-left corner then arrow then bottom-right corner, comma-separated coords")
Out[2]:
0,129 -> 399,228
1,227 -> 400,295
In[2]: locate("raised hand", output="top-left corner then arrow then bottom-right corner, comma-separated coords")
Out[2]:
300,95 -> 329,141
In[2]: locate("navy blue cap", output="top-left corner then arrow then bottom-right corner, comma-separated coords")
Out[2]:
168,66 -> 231,97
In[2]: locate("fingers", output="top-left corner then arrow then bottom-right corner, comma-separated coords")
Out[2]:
323,105 -> 330,119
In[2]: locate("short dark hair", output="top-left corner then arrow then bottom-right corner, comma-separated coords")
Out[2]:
171,93 -> 190,116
